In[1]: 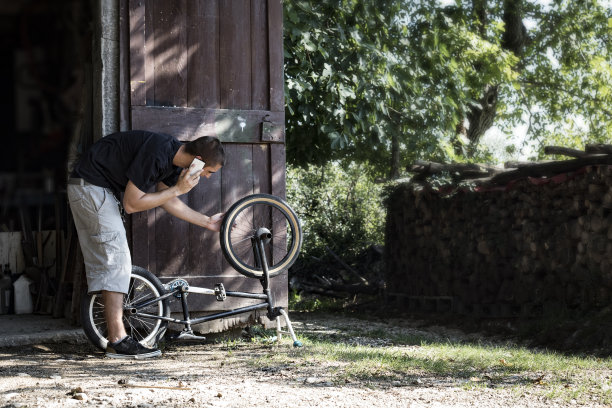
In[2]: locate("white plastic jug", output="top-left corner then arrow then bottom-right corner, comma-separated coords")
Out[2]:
13,275 -> 33,314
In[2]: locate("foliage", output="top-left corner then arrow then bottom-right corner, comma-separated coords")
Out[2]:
286,162 -> 386,262
519,0 -> 612,158
284,0 -> 612,174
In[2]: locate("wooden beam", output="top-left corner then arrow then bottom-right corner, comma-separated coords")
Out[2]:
131,106 -> 284,143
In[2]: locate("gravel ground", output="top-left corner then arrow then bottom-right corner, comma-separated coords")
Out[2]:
0,313 -> 609,408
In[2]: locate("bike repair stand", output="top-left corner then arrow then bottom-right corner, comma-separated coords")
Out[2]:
255,227 -> 302,347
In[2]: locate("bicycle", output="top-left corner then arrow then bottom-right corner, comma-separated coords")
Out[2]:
80,193 -> 304,350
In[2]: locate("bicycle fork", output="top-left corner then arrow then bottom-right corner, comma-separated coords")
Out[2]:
254,228 -> 302,347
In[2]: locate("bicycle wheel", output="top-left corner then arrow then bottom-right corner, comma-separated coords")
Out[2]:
80,266 -> 170,351
220,194 -> 302,278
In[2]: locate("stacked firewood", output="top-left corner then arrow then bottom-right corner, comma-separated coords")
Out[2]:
409,144 -> 612,186
385,145 -> 612,317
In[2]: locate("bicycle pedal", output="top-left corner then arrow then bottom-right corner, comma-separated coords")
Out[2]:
214,283 -> 226,301
170,331 -> 207,342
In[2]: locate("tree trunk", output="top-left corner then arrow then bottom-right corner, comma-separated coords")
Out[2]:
467,84 -> 499,156
472,0 -> 488,36
502,0 -> 528,57
390,132 -> 400,179
462,0 -> 527,157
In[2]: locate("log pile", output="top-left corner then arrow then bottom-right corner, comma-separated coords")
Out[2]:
385,145 -> 612,318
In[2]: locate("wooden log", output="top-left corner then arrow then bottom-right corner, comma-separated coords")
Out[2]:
487,155 -> 612,185
407,160 -> 503,181
505,160 -> 554,168
585,144 -> 612,155
543,146 -> 593,158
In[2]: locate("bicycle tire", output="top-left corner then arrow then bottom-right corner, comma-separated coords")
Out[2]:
220,194 -> 302,278
80,266 -> 170,351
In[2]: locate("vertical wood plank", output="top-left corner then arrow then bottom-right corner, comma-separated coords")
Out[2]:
129,0 -> 145,106
155,194 -> 189,277
251,0 -> 269,110
267,0 -> 284,111
153,207 -> 167,276
270,143 -> 286,199
130,212 -> 148,270
270,143 -> 286,274
153,0 -> 188,107
221,144 -> 254,275
147,200 -> 156,274
222,144 -> 255,214
219,0 -> 252,109
270,143 -> 288,308
144,0 -> 155,105
187,0 -> 220,109
187,170 -> 223,277
120,0 -> 131,129
252,144 -> 270,195
252,143 -> 272,263
271,271 -> 288,307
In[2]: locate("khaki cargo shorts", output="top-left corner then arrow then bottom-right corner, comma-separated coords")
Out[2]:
67,182 -> 131,294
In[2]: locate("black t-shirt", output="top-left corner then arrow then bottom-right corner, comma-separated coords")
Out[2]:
73,130 -> 183,194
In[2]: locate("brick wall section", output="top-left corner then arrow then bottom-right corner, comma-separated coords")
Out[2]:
385,165 -> 612,318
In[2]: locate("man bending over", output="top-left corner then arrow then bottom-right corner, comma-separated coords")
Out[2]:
68,130 -> 225,359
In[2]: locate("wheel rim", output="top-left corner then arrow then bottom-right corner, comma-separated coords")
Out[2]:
224,198 -> 300,276
88,295 -> 109,348
88,274 -> 164,346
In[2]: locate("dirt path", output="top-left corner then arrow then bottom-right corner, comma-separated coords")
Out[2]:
0,313 -> 609,407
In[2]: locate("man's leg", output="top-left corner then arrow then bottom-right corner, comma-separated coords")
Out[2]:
103,290 -> 127,343
104,288 -> 161,358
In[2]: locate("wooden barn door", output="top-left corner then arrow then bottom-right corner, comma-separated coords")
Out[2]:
123,0 -> 286,315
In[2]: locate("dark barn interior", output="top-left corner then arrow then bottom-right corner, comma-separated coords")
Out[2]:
0,0 -> 93,317
1,0 -> 289,330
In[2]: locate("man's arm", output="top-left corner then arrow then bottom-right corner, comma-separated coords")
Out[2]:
156,181 -> 224,232
122,168 -> 197,214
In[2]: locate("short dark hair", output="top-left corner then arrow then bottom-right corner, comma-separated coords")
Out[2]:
184,136 -> 225,167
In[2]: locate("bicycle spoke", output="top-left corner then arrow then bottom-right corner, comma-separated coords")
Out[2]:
127,291 -> 156,307
231,235 -> 257,245
126,282 -> 137,302
231,223 -> 256,235
132,315 -> 156,328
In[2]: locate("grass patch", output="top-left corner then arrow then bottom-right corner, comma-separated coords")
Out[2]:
245,319 -> 612,405
288,291 -> 347,312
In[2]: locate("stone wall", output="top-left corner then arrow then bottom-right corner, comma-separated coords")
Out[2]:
385,165 -> 612,318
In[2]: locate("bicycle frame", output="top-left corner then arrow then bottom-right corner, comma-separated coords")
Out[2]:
125,227 -> 301,345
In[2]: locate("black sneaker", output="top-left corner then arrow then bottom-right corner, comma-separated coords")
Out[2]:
106,336 -> 161,359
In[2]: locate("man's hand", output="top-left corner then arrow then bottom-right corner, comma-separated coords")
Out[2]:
206,212 -> 225,232
175,167 -> 201,195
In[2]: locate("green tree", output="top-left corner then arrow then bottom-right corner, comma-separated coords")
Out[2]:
284,0 -> 612,175
286,162 -> 385,260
